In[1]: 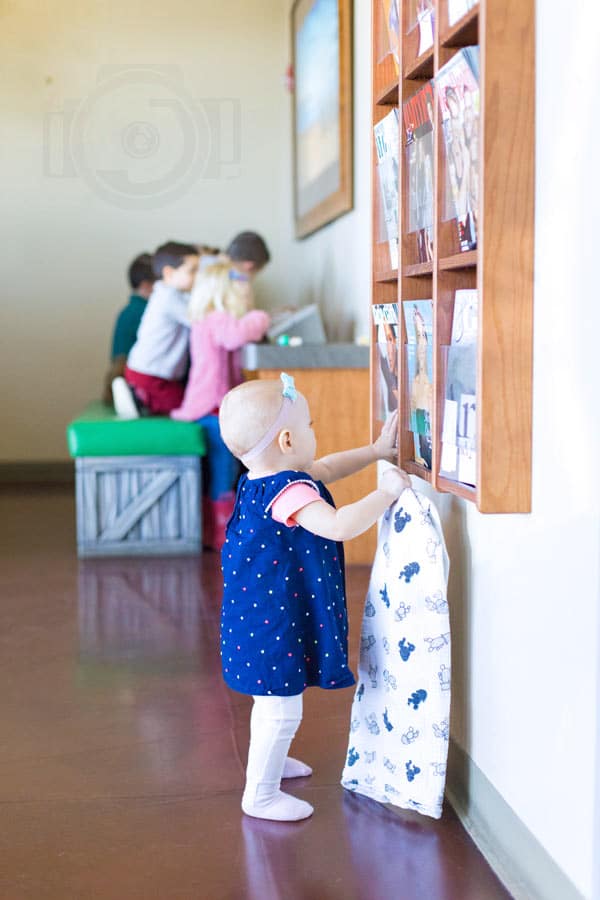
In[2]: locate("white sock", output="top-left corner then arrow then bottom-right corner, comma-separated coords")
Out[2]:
282,757 -> 312,779
242,787 -> 313,822
242,694 -> 313,823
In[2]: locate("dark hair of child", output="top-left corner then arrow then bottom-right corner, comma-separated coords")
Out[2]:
226,232 -> 271,267
152,241 -> 199,278
127,253 -> 155,290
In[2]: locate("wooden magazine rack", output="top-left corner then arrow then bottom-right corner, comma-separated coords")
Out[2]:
371,0 -> 534,512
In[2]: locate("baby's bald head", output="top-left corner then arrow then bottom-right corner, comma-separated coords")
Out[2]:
219,379 -> 292,459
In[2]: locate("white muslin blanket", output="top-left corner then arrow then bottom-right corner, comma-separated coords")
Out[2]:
341,489 -> 450,818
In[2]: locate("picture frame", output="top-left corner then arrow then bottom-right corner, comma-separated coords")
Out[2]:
291,0 -> 353,239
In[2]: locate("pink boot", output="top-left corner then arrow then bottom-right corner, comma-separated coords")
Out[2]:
202,496 -> 216,550
211,492 -> 236,551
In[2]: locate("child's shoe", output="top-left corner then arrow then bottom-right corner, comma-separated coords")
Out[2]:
112,377 -> 140,420
212,492 -> 236,550
202,496 -> 216,550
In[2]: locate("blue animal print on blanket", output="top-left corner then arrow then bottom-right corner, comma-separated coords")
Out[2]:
425,592 -> 448,614
406,760 -> 421,782
424,633 -> 450,652
399,562 -> 420,583
341,490 -> 450,820
408,689 -> 427,709
394,602 -> 411,621
438,665 -> 450,691
399,638 -> 415,661
383,669 -> 397,691
366,713 -> 380,735
368,664 -> 378,687
347,747 -> 360,766
361,634 -> 376,653
401,726 -> 419,745
394,507 -> 411,532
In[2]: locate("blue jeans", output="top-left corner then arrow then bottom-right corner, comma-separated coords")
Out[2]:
196,414 -> 240,500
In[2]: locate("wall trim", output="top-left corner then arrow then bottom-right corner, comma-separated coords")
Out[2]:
0,462 -> 74,485
445,739 -> 584,900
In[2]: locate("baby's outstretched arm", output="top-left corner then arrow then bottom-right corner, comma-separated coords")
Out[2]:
308,411 -> 398,484
293,466 -> 410,541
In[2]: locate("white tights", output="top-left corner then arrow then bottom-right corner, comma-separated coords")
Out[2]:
242,693 -> 313,822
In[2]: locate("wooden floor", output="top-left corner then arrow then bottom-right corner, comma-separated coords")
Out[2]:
0,486 -> 512,900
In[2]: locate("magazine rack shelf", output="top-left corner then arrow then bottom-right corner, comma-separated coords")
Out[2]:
370,0 -> 534,513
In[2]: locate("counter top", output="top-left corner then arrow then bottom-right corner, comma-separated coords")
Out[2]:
242,343 -> 369,370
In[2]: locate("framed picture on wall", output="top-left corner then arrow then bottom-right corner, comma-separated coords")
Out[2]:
291,0 -> 353,239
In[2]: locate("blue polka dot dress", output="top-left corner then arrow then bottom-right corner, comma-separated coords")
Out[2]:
220,470 -> 356,697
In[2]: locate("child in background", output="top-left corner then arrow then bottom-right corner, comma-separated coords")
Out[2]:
117,241 -> 199,416
171,262 -> 271,550
218,374 -> 409,821
197,231 -> 271,311
102,253 -> 156,405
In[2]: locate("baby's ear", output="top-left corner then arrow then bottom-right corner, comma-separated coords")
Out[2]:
277,429 -> 293,454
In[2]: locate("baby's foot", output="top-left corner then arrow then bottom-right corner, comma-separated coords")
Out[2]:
242,790 -> 313,822
282,757 -> 312,779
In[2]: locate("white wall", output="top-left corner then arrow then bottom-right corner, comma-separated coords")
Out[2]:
418,3 -> 600,896
285,0 -> 372,344
1,0 -> 293,461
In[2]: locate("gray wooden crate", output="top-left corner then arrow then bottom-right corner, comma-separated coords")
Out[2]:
75,455 -> 201,557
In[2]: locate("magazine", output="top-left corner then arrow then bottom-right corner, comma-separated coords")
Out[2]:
406,0 -> 434,55
381,0 -> 399,72
403,81 -> 435,263
436,47 -> 480,252
447,0 -> 476,28
402,299 -> 433,469
372,302 -> 400,421
374,109 -> 400,270
439,289 -> 478,485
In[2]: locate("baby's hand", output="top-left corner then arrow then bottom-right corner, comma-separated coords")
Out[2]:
380,466 -> 411,500
372,411 -> 399,463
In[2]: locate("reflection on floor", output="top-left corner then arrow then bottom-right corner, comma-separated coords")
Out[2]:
0,486 -> 511,899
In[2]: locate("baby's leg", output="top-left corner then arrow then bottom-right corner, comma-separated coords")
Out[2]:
242,694 -> 313,822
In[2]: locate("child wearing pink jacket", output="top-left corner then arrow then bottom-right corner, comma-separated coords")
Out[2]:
171,262 -> 270,549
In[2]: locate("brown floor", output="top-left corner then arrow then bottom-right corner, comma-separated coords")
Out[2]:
0,486 -> 512,900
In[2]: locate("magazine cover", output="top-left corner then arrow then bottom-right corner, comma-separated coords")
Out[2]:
436,47 -> 480,252
402,299 -> 433,468
403,81 -> 435,263
381,0 -> 399,72
440,289 -> 478,484
372,302 -> 399,421
374,108 -> 400,269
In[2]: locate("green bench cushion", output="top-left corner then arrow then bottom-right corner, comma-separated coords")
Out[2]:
67,402 -> 206,458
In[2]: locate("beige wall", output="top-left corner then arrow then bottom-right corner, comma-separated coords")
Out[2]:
1,0 -> 293,461
285,0 -> 372,344
2,0 -> 370,463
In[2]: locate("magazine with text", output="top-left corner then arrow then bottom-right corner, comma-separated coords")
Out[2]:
403,299 -> 433,468
374,108 -> 400,269
403,81 -> 435,263
372,302 -> 400,422
436,47 -> 480,252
